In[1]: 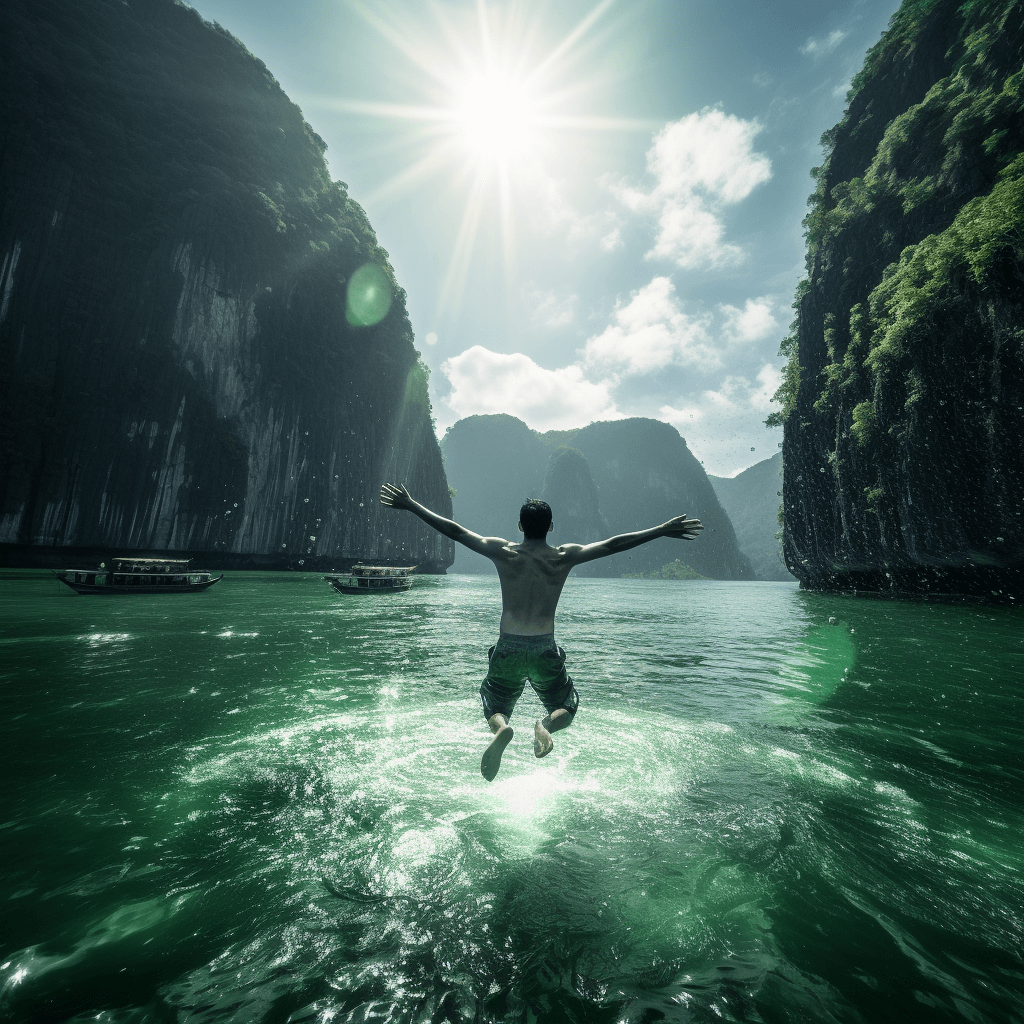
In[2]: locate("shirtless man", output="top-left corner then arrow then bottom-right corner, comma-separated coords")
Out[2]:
379,483 -> 703,781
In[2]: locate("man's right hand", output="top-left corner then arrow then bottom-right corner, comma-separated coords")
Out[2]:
661,514 -> 703,540
380,482 -> 413,511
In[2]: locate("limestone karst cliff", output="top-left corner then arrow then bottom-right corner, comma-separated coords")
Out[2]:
773,0 -> 1024,599
709,453 -> 794,582
540,445 -> 611,579
0,0 -> 453,570
440,414 -> 754,580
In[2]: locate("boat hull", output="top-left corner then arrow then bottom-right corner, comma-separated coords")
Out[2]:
55,574 -> 223,594
325,576 -> 412,595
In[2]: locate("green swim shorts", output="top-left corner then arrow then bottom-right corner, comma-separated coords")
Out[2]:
480,632 -> 579,722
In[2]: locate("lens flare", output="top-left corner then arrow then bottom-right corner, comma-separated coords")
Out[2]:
346,263 -> 393,327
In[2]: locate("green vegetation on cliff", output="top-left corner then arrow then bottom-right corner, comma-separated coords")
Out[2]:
0,0 -> 401,294
772,0 -> 1024,595
0,0 -> 452,568
621,560 -> 707,581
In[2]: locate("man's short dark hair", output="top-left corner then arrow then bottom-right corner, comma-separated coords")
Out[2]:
519,499 -> 552,539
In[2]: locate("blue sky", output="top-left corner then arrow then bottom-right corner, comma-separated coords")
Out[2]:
188,0 -> 901,475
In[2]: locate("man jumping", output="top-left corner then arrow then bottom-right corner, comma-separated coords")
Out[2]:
379,483 -> 703,781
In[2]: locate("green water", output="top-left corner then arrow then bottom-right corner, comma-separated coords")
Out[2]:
1,571 -> 1022,1023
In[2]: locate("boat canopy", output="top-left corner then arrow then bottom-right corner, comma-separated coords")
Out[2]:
112,557 -> 192,574
350,564 -> 416,577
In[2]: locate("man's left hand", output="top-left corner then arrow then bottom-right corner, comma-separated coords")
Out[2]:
662,515 -> 703,540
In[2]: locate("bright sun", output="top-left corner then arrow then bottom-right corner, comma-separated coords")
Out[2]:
453,73 -> 538,164
333,0 -> 647,321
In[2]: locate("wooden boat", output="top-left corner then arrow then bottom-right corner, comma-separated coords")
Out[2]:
324,564 -> 415,594
54,557 -> 222,594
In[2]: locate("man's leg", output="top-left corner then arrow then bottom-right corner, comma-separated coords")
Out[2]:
529,644 -> 578,759
481,713 -> 514,781
534,708 -> 571,758
480,642 -> 525,782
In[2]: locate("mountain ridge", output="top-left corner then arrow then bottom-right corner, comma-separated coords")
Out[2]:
440,414 -> 754,580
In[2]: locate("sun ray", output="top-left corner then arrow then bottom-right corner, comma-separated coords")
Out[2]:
498,156 -> 517,310
527,0 -> 617,88
319,97 -> 458,123
436,167 -> 488,321
349,1 -> 454,91
335,0 -> 641,327
533,114 -> 660,132
363,144 -> 460,208
475,0 -> 495,71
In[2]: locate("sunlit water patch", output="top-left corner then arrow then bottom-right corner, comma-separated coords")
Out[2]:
1,573 -> 1022,1022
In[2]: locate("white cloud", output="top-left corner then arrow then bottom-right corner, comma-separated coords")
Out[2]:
582,276 -> 717,375
524,285 -> 577,329
800,30 -> 846,57
719,296 -> 777,344
660,362 -> 784,474
611,108 -> 772,269
752,362 -> 783,411
703,364 -> 783,413
441,345 -> 620,431
537,178 -> 622,251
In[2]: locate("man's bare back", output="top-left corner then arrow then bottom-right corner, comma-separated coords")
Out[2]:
380,483 -> 702,780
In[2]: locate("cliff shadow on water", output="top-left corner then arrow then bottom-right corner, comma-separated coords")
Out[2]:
0,0 -> 453,572
440,414 -> 754,580
774,0 -> 1024,602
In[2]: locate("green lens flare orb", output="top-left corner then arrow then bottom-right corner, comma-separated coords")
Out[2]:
345,263 -> 393,327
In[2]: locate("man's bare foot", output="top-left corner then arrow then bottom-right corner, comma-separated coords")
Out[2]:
481,724 -> 514,781
534,719 -> 554,758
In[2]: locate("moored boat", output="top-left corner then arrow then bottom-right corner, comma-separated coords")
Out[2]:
324,564 -> 415,594
54,557 -> 222,594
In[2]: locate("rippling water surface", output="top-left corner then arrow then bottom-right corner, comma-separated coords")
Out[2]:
1,571 -> 1022,1023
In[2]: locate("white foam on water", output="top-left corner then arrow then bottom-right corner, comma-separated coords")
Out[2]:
79,632 -> 133,646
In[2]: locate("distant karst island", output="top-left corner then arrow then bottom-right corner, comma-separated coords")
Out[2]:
440,414 -> 757,581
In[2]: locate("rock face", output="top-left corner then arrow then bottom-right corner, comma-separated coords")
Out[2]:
440,414 -> 754,580
774,0 -> 1024,599
709,454 -> 794,582
0,0 -> 453,571
541,446 -> 611,579
439,415 -> 548,574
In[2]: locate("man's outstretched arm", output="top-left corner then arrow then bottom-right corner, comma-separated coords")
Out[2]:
561,514 -> 703,566
380,483 -> 510,559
